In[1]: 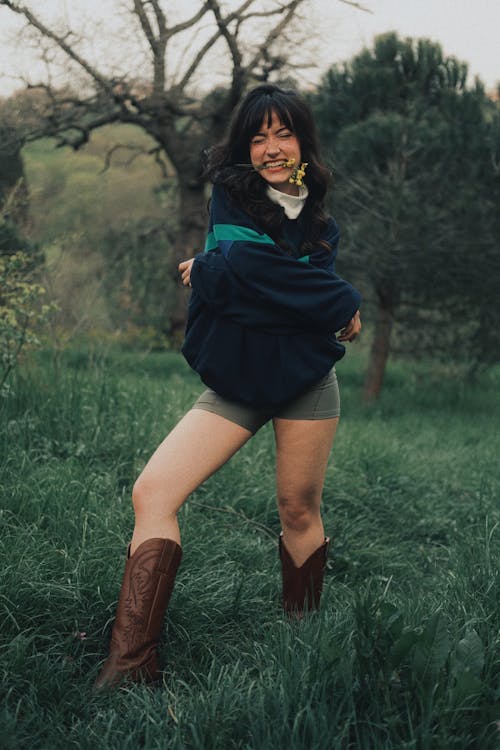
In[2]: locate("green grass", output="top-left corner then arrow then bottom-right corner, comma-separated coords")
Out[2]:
1,348 -> 499,749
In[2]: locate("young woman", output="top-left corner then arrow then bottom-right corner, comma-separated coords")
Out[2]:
95,84 -> 361,689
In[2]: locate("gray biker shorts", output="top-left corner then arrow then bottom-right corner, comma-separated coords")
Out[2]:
191,368 -> 340,434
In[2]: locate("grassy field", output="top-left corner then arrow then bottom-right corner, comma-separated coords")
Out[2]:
1,347 -> 499,749
23,125 -> 169,245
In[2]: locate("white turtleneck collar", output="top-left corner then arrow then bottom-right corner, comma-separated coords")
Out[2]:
267,184 -> 308,219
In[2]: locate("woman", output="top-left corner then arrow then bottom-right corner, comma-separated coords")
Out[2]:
95,84 -> 361,689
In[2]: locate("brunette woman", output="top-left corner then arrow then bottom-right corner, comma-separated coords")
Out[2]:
95,84 -> 361,689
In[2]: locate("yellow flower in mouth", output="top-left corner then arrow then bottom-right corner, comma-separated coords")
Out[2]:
289,162 -> 308,185
283,158 -> 296,168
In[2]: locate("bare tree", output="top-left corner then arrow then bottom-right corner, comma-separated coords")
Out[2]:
0,0 -> 326,341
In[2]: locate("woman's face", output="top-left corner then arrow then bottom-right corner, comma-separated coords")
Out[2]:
249,110 -> 301,195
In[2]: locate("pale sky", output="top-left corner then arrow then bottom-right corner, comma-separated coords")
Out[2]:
0,0 -> 498,97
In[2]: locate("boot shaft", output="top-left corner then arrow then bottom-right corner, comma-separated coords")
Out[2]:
95,537 -> 182,689
279,533 -> 329,616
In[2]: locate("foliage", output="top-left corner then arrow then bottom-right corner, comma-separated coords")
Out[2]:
0,212 -> 31,256
0,247 -> 52,391
20,127 -> 176,345
313,33 -> 500,392
0,348 -> 499,747
0,98 -> 30,224
100,218 -> 174,346
0,204 -> 53,390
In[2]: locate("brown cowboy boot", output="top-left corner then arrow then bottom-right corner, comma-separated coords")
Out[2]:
279,532 -> 330,617
94,537 -> 182,689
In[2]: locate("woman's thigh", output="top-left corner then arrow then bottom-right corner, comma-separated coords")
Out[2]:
273,417 -> 339,503
134,408 -> 253,515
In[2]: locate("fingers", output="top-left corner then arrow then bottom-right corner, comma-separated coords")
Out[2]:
178,258 -> 194,287
338,311 -> 361,342
337,328 -> 352,342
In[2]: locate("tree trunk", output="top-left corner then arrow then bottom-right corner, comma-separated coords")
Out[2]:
0,135 -> 29,226
363,297 -> 394,401
169,179 -> 208,347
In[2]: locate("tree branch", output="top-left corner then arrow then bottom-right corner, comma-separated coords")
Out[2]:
0,1 -> 115,97
175,0 -> 254,92
188,500 -> 276,540
132,0 -> 158,55
247,0 -> 307,73
132,0 -> 167,93
165,1 -> 212,39
207,0 -> 244,72
338,0 -> 373,12
100,142 -> 172,179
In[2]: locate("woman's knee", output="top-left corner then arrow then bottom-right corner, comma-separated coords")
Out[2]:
132,472 -> 178,519
131,474 -> 153,516
277,489 -> 321,532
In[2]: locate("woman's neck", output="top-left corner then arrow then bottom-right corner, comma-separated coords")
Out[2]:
266,184 -> 308,219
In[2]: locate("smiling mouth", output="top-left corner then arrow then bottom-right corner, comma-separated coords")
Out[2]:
257,158 -> 296,171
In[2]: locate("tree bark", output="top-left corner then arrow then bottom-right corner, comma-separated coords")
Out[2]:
363,296 -> 394,401
169,178 -> 208,346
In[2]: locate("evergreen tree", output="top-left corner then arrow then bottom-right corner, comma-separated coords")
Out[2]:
313,33 -> 500,397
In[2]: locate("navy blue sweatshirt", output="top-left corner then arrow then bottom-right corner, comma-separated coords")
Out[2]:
182,183 -> 361,409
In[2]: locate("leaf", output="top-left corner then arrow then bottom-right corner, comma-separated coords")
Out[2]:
454,629 -> 485,677
377,601 -> 404,640
390,629 -> 420,669
412,612 -> 450,681
450,671 -> 483,705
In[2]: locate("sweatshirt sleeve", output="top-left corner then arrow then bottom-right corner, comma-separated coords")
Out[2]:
189,247 -> 229,309
192,184 -> 360,333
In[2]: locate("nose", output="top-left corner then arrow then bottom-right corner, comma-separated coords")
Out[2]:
265,136 -> 281,156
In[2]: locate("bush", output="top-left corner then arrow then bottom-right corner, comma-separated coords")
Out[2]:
0,217 -> 54,391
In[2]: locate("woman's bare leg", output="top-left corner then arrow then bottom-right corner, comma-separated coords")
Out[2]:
130,409 -> 252,553
273,417 -> 339,566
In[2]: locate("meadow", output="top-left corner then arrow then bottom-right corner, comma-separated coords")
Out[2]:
1,346 -> 499,749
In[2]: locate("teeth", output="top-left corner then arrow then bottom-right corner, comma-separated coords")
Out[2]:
256,160 -> 295,171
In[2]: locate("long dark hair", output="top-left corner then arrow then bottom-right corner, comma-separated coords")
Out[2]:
205,84 -> 333,253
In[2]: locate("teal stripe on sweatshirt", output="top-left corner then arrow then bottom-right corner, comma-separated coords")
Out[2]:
204,224 -> 273,252
204,227 -> 308,263
204,232 -> 217,252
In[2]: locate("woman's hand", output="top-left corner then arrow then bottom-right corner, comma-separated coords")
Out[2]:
338,310 -> 361,342
179,258 -> 195,287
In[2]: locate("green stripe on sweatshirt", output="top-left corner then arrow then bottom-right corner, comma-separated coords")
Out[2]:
204,224 -> 274,252
204,232 -> 218,252
204,227 -> 309,263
